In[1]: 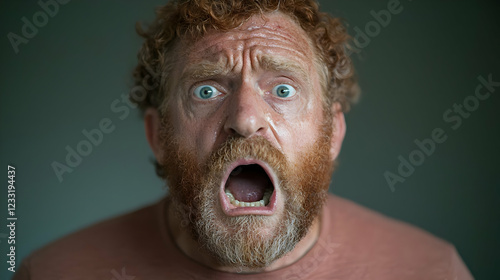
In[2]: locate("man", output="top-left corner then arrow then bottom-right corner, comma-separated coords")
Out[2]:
14,0 -> 473,279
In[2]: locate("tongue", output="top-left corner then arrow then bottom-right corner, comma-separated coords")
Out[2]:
226,166 -> 270,202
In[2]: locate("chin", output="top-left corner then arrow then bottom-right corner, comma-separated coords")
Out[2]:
196,195 -> 301,268
183,170 -> 306,269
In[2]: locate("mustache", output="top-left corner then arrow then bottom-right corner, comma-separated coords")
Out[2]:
160,131 -> 290,194
203,136 -> 288,177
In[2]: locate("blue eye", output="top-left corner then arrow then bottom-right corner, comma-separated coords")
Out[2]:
272,84 -> 296,98
194,85 -> 220,99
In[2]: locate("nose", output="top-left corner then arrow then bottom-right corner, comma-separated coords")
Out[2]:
223,84 -> 268,138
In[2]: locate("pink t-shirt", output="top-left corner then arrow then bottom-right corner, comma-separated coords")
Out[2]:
13,195 -> 473,279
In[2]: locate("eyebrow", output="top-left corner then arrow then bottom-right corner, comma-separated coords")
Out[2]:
260,55 -> 309,82
180,59 -> 230,84
180,55 -> 309,84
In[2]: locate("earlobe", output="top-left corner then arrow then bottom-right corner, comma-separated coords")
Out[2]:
330,102 -> 346,161
144,108 -> 163,163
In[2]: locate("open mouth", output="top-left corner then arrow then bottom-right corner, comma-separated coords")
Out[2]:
225,164 -> 274,207
219,160 -> 277,216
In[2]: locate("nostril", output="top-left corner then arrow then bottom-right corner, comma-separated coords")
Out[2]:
228,127 -> 237,136
223,95 -> 268,138
224,116 -> 268,138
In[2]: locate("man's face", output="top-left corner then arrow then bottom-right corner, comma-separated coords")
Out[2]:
156,12 -> 339,268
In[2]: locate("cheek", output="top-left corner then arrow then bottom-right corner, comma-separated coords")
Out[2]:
274,103 -> 325,162
195,124 -> 221,161
172,113 -> 222,164
282,123 -> 320,160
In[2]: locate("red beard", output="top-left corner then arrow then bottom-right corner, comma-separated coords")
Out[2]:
159,115 -> 334,268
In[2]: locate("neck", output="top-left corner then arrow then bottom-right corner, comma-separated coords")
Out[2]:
165,201 -> 321,273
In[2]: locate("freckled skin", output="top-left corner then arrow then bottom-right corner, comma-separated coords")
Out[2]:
166,12 -> 326,165
156,12 -> 339,273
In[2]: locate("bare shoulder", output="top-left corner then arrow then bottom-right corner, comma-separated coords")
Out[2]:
15,201 -> 165,279
326,194 -> 453,253
321,195 -> 473,279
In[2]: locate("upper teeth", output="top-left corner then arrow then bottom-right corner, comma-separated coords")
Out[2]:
225,190 -> 272,207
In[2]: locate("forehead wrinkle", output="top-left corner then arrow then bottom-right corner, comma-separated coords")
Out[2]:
179,15 -> 315,85
241,35 -> 313,64
189,20 -> 311,58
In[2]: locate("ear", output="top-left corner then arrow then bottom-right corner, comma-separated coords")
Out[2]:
329,102 -> 346,161
144,108 -> 163,163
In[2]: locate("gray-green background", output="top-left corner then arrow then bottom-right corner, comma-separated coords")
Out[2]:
1,0 -> 499,279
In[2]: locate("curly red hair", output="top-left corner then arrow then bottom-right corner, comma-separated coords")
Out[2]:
131,0 -> 359,114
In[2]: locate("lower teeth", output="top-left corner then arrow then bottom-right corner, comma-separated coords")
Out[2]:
225,191 -> 272,207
